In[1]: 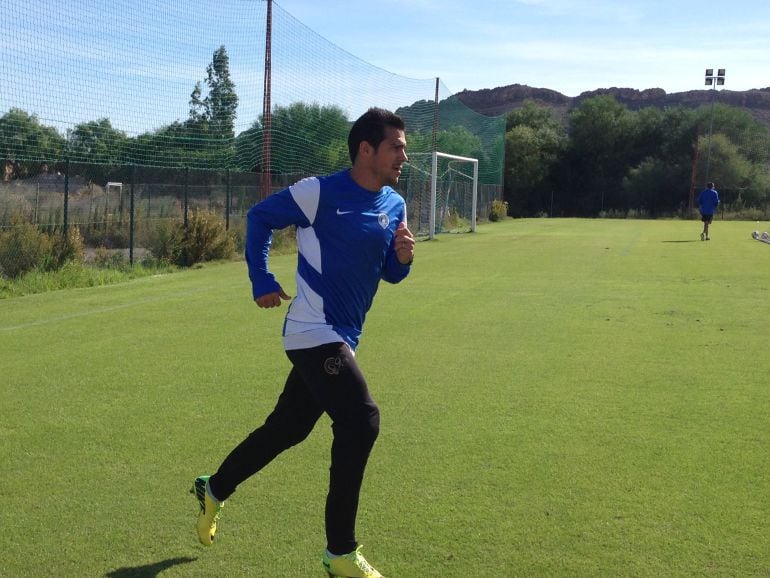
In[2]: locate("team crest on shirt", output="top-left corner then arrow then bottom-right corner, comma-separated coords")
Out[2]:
378,213 -> 389,229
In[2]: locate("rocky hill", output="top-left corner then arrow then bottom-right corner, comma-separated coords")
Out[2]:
454,83 -> 770,127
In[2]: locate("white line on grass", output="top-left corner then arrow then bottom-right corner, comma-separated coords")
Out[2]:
0,286 -> 216,332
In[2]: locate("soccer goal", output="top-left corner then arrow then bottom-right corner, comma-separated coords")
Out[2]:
402,151 -> 479,239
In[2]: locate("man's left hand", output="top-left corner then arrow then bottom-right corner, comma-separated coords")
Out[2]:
395,222 -> 415,265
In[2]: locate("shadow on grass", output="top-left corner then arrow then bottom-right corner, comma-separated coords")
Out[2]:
105,556 -> 197,578
662,240 -> 699,243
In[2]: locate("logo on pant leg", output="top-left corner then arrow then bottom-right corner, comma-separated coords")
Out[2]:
324,356 -> 342,375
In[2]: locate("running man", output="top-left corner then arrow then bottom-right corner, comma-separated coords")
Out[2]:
192,107 -> 414,578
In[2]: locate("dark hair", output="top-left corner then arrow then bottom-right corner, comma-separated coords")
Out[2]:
348,107 -> 405,164
707,181 -> 715,189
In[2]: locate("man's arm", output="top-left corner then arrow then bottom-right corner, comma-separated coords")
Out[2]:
245,189 -> 309,304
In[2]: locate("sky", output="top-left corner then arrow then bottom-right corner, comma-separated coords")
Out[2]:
3,0 -> 770,137
273,0 -> 770,96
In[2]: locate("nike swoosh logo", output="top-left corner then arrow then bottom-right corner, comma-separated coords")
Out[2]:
336,209 -> 353,215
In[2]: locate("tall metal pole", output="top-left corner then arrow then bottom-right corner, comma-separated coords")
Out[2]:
129,165 -> 135,265
183,167 -> 189,227
703,68 -> 725,188
432,77 -> 439,154
429,151 -> 438,240
260,0 -> 273,200
428,79 -> 439,239
688,136 -> 699,211
63,159 -> 70,236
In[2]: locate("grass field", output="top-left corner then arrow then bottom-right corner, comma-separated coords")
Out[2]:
2,218 -> 769,577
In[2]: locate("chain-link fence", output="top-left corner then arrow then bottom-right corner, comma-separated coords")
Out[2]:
1,0 -> 505,279
1,159 -> 502,278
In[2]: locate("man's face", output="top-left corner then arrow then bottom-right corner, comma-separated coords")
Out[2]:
371,126 -> 408,188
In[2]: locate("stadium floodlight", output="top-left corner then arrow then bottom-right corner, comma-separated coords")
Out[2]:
704,68 -> 726,86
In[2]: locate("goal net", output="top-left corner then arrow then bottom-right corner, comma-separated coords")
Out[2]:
402,151 -> 479,238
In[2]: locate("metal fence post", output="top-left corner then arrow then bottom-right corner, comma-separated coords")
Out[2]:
184,166 -> 189,227
129,165 -> 136,265
63,159 -> 70,235
226,169 -> 231,230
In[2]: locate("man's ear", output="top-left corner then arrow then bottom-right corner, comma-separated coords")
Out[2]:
358,140 -> 373,159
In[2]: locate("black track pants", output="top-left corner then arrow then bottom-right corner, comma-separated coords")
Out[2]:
208,342 -> 380,554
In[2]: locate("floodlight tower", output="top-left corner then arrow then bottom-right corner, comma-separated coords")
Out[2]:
703,68 -> 726,188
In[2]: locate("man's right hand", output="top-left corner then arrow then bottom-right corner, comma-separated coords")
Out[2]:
255,287 -> 291,308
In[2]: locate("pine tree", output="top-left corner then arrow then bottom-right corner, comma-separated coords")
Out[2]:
204,45 -> 238,140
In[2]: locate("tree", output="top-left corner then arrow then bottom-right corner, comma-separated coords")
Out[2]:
435,125 -> 483,160
247,102 -> 350,176
696,133 -> 756,202
697,103 -> 770,166
565,95 -> 636,214
234,120 -> 262,172
619,107 -> 699,215
203,45 -> 238,141
504,101 -> 566,216
0,108 -> 66,179
143,45 -> 240,168
496,96 -> 770,217
506,100 -> 561,132
68,118 -> 128,165
234,102 -> 351,174
189,82 -> 207,125
404,125 -> 483,160
622,157 -> 691,215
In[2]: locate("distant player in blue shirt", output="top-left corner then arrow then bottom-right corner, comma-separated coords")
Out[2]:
697,182 -> 720,241
192,108 -> 414,578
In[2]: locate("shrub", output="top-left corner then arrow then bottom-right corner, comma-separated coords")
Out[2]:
175,210 -> 236,266
82,220 -> 130,249
146,210 -> 235,267
268,225 -> 297,255
436,210 -> 469,233
50,226 -> 85,269
229,219 -> 248,253
488,199 -> 509,222
145,219 -> 178,263
0,217 -> 52,278
92,246 -> 128,269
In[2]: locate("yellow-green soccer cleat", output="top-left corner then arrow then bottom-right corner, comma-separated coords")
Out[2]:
322,545 -> 384,578
190,475 -> 224,546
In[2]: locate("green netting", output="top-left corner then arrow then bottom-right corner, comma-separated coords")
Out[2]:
0,0 -> 503,187
1,1 -> 504,238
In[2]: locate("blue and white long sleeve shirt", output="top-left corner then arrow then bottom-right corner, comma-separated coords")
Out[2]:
245,169 -> 411,351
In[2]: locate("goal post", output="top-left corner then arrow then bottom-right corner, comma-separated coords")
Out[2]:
402,151 -> 479,239
430,151 -> 479,239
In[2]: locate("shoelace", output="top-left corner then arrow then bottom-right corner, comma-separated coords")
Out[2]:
352,547 -> 374,572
